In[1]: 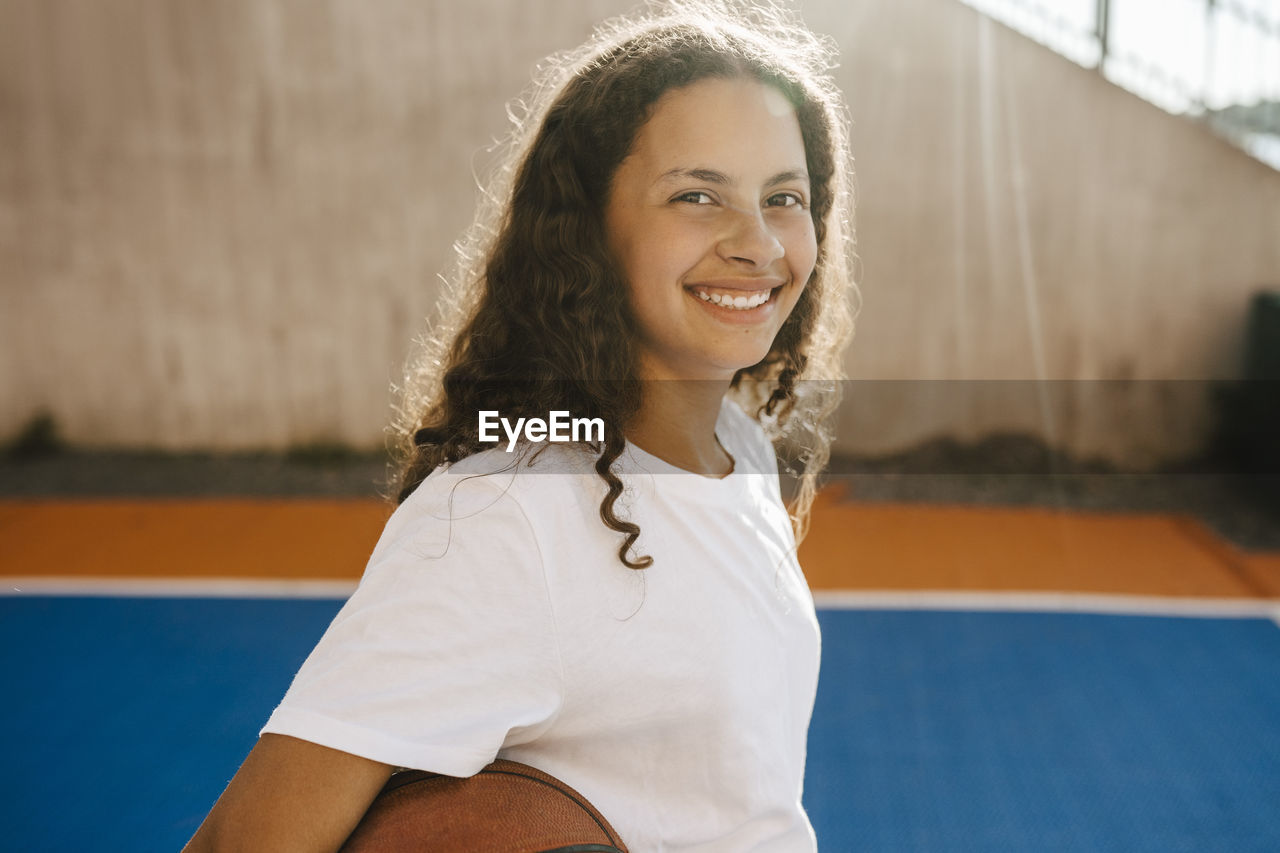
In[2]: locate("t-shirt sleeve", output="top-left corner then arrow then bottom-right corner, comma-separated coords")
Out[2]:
259,473 -> 563,776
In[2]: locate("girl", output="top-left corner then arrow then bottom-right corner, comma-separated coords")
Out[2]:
186,2 -> 855,850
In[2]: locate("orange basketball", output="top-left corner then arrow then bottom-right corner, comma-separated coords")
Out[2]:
339,759 -> 629,853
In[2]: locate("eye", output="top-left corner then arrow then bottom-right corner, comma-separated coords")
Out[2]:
765,192 -> 807,209
673,191 -> 715,205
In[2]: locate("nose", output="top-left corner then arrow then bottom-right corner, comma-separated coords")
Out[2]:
716,207 -> 785,268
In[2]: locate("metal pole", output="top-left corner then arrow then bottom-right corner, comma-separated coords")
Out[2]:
1095,0 -> 1110,70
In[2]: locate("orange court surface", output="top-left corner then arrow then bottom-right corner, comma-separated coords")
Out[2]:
4,486 -> 1278,601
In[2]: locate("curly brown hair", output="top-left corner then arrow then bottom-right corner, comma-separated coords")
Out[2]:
390,1 -> 857,568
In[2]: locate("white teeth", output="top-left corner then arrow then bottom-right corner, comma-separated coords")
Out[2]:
694,289 -> 771,310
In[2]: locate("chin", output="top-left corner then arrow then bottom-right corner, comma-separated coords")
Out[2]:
714,348 -> 777,377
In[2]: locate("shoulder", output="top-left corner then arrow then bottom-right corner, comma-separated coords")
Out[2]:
376,443 -> 606,564
364,473 -> 536,589
402,443 -> 601,508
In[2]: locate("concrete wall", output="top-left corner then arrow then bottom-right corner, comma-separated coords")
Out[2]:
810,0 -> 1280,464
3,0 -> 1278,463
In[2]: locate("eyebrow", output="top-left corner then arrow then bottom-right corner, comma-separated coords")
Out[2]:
654,167 -> 810,188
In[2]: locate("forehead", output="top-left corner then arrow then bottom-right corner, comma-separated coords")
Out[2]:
621,76 -> 808,185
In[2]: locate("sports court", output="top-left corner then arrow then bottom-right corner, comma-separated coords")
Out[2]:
4,489 -> 1278,851
5,0 -> 1279,848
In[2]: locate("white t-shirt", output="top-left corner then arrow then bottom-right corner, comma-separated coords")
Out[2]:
262,398 -> 822,851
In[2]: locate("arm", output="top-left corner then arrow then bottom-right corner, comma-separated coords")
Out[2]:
182,733 -> 394,853
185,479 -> 556,851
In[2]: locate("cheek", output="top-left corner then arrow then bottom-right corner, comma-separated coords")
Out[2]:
787,220 -> 819,284
627,221 -> 705,286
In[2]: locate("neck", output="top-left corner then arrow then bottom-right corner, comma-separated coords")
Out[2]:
625,374 -> 734,478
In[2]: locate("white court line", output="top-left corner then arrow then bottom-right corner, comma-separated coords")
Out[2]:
813,590 -> 1280,620
1,576 -> 358,599
3,579 -> 1279,621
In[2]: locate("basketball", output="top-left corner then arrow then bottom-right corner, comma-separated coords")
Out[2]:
338,759 -> 629,853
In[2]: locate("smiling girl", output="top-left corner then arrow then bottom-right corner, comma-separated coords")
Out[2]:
186,2 -> 855,850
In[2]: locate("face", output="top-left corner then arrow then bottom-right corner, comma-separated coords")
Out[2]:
605,76 -> 818,383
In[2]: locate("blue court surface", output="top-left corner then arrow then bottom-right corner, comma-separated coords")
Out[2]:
3,596 -> 1279,851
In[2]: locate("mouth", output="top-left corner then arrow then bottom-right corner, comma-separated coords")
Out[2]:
685,283 -> 784,313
